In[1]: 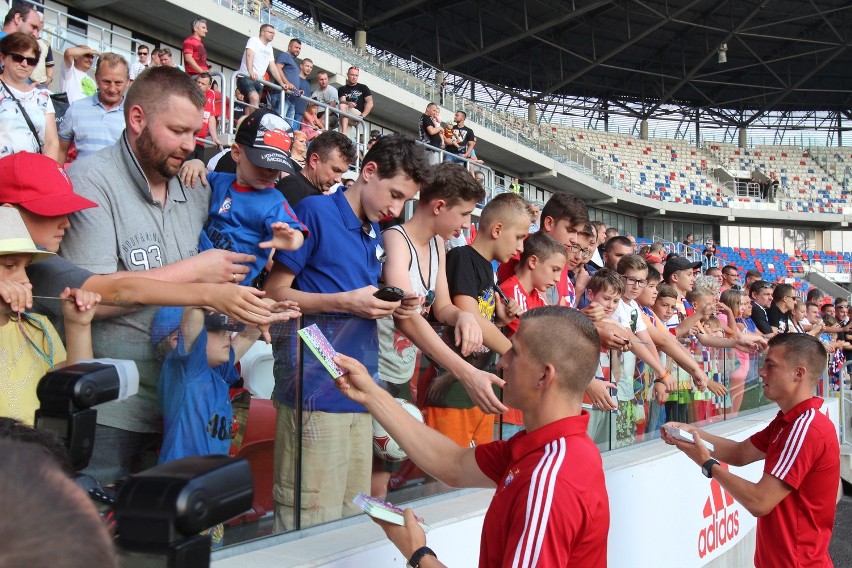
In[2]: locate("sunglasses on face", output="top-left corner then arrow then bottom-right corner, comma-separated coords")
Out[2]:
7,53 -> 38,66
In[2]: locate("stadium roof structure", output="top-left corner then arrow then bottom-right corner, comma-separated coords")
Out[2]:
281,0 -> 852,132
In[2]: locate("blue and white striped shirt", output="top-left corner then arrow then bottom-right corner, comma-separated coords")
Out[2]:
58,92 -> 125,158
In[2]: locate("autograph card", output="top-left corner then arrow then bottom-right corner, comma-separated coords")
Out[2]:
298,323 -> 345,378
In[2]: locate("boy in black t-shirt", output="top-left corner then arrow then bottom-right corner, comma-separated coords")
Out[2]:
423,193 -> 529,448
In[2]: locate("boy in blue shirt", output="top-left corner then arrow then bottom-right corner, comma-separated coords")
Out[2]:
195,108 -> 309,287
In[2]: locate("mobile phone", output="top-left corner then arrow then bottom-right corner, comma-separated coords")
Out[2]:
374,286 -> 405,302
662,425 -> 715,451
492,285 -> 511,307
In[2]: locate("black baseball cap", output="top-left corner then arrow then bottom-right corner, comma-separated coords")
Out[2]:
663,256 -> 702,280
235,108 -> 293,170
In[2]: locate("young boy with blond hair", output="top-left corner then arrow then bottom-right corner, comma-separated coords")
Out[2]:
497,231 -> 568,438
423,192 -> 528,448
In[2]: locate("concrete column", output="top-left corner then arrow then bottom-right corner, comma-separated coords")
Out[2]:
738,126 -> 747,148
436,70 -> 445,105
640,119 -> 648,141
354,29 -> 367,52
527,102 -> 537,123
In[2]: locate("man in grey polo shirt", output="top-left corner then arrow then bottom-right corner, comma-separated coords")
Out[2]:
58,66 -> 247,484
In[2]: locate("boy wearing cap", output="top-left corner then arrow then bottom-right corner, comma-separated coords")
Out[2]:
0,207 -> 100,425
152,307 -> 263,463
197,108 -> 308,287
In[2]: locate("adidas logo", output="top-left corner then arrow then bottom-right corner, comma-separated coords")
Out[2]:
697,463 -> 740,558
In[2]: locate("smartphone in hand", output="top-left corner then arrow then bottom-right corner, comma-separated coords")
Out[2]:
374,286 -> 405,302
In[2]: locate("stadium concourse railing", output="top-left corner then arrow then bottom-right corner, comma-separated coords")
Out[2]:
26,298 -> 780,550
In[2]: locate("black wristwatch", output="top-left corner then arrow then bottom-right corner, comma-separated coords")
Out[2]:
408,546 -> 437,567
701,458 -> 720,478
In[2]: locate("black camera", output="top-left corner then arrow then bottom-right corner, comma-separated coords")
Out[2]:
115,455 -> 254,568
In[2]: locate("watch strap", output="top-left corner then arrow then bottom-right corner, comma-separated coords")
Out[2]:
408,546 -> 437,568
702,458 -> 719,478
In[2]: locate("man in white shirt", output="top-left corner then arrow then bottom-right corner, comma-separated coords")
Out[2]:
237,24 -> 291,108
62,45 -> 99,103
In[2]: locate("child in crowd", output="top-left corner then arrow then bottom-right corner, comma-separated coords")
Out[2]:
195,108 -> 309,288
423,192 -> 528,448
496,192 -> 589,307
819,315 -> 851,392
0,208 -> 100,425
583,268 -> 624,448
374,162 -> 492,497
497,231 -> 568,439
611,254 -> 670,447
300,102 -> 324,141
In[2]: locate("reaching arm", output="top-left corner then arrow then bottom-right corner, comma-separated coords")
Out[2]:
453,295 -> 512,354
661,425 -> 791,517
334,353 -> 494,489
58,138 -> 73,166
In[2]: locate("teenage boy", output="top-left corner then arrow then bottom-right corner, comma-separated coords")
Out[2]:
664,334 -> 839,568
497,231 -> 568,438
422,193 -> 528,448
374,163 -> 497,497
264,135 -> 429,532
767,283 -> 795,334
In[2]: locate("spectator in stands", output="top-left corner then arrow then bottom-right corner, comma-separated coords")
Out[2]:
0,439 -> 119,568
300,101 -> 323,141
0,5 -> 40,40
820,301 -> 835,320
662,255 -> 702,330
129,44 -> 149,82
156,48 -> 181,70
719,264 -> 740,292
768,172 -> 779,201
311,70 -> 338,129
744,269 -> 762,290
419,102 -> 443,165
338,66 -> 373,137
288,129 -> 307,168
149,48 -> 160,67
445,110 -> 476,162
604,226 -> 618,240
749,280 -> 775,335
683,233 -> 693,247
335,306 -> 610,568
293,58 -> 314,128
626,234 -> 637,252
62,44 -> 98,104
768,283 -> 796,334
806,287 -> 825,305
277,130 -> 354,206
804,302 -> 824,334
188,72 -> 224,160
340,170 -> 356,188
237,24 -> 291,110
265,135 -> 429,531
57,67 -> 261,485
0,207 -> 100,426
703,238 -> 717,261
58,52 -> 128,165
602,235 -> 633,270
663,333 -> 839,568
705,266 -> 723,286
30,13 -> 54,89
182,18 -> 208,77
0,33 -> 58,161
273,38 -> 303,125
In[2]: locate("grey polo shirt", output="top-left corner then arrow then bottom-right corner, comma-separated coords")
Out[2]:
60,132 -> 210,433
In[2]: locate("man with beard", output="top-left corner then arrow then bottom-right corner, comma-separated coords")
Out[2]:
58,66 -> 252,485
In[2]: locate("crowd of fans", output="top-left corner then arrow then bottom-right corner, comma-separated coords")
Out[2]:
0,3 -> 843,565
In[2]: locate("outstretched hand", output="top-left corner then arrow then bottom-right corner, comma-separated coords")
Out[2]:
333,352 -> 381,405
371,509 -> 428,560
259,222 -> 305,251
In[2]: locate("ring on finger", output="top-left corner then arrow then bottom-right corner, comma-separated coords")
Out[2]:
231,273 -> 238,283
